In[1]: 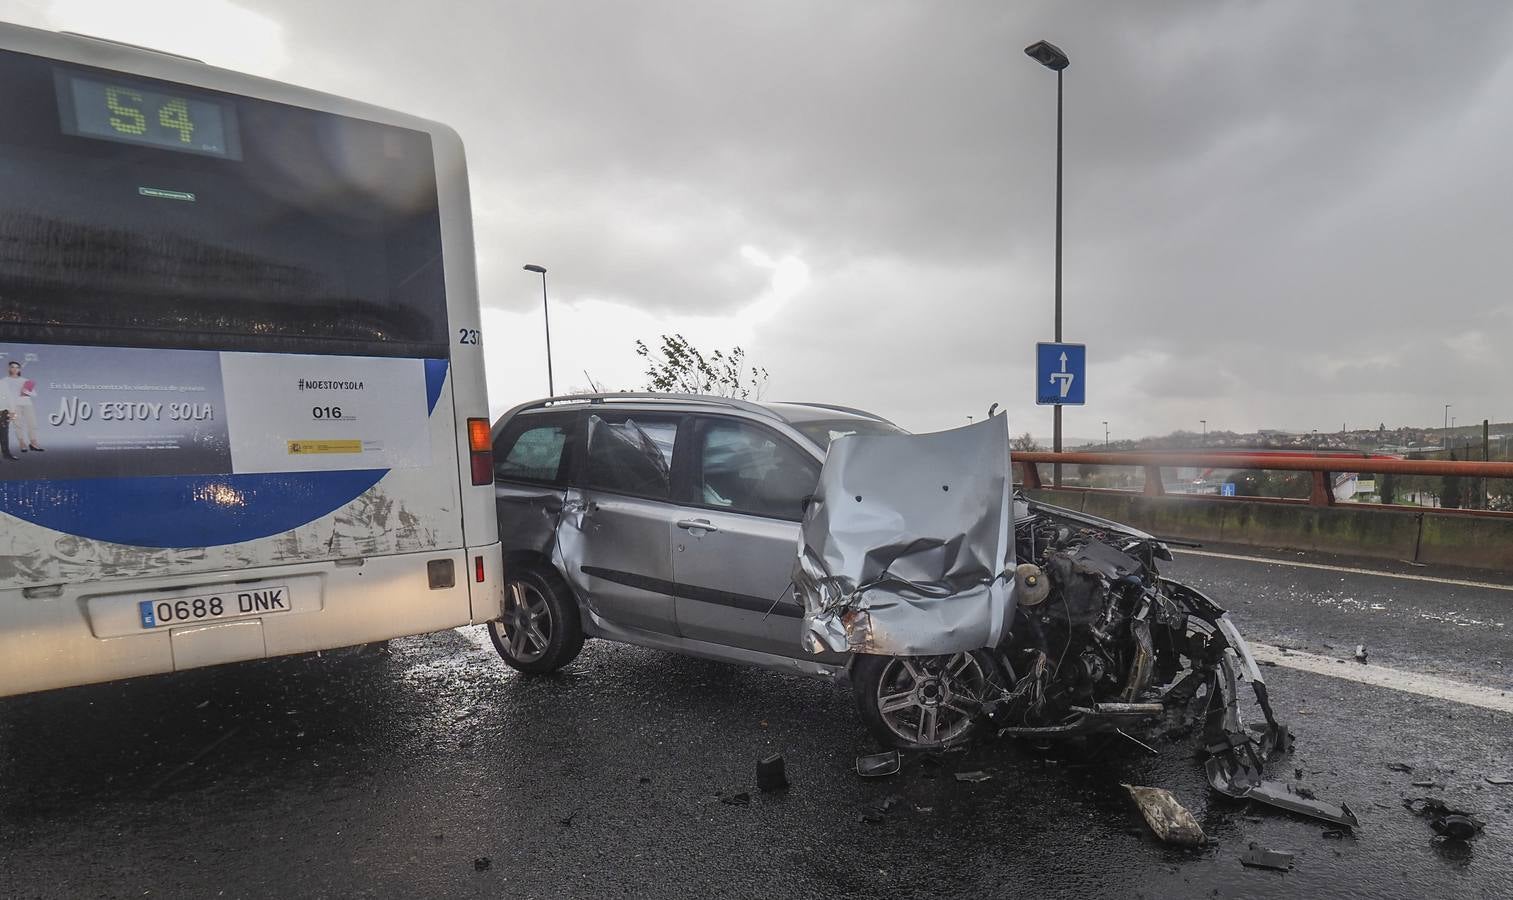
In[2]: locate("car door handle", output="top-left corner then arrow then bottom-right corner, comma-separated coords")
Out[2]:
676,518 -> 718,533
565,500 -> 598,514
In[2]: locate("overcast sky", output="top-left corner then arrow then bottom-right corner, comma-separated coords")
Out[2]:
11,0 -> 1513,441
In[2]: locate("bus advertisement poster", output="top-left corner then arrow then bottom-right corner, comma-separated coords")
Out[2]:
0,343 -> 434,481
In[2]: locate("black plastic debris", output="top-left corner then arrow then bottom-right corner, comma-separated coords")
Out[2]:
873,794 -> 904,813
1124,784 -> 1208,847
856,750 -> 902,777
1433,813 -> 1483,841
954,770 -> 992,783
1206,756 -> 1358,829
720,791 -> 751,807
757,753 -> 789,792
1239,844 -> 1295,872
1404,797 -> 1485,841
473,857 -> 491,872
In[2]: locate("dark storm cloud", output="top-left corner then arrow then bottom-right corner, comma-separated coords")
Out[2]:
25,0 -> 1513,433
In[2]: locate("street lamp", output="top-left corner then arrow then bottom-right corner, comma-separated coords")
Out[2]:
1200,419 -> 1207,444
1025,39 -> 1069,485
1103,420 -> 1109,449
523,264 -> 554,396
1444,403 -> 1452,448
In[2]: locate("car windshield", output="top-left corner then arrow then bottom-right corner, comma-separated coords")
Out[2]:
793,418 -> 908,450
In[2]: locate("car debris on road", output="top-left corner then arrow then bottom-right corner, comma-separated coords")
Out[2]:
795,416 -> 1356,838
1404,797 -> 1485,841
756,753 -> 788,793
1124,784 -> 1209,847
1239,844 -> 1296,872
855,750 -> 902,777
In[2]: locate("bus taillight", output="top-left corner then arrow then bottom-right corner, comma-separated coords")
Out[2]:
468,417 -> 493,485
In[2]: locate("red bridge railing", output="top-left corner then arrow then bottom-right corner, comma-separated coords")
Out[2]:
1014,451 -> 1513,512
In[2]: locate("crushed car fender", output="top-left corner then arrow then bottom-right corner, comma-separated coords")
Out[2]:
794,416 -> 1014,656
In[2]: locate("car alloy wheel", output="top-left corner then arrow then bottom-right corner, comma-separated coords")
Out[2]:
874,652 -> 991,747
496,580 -> 553,664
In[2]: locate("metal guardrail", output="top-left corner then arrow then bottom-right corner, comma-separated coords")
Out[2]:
1013,451 -> 1513,512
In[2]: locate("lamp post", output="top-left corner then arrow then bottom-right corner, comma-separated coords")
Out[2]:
1103,420 -> 1109,449
523,264 -> 554,396
1025,39 -> 1069,486
1444,403 -> 1452,448
1200,419 -> 1207,445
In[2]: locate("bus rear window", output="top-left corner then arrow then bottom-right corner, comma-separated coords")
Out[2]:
0,48 -> 447,358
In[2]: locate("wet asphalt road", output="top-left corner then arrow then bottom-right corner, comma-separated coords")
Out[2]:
2,548 -> 1511,899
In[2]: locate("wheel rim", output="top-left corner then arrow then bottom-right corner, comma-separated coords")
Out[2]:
876,653 -> 989,747
495,580 -> 553,664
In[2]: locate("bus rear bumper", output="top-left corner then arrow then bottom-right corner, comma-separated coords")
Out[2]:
0,542 -> 503,698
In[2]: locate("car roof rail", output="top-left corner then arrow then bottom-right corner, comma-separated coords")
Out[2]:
502,392 -> 785,423
779,402 -> 897,426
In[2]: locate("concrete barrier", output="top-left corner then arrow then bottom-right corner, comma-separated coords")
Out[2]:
1024,489 -> 1513,572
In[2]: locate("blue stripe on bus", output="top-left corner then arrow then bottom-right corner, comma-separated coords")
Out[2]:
0,360 -> 451,548
425,358 -> 448,413
0,470 -> 386,548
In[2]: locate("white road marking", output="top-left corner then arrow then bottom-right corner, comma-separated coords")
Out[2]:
1173,548 -> 1513,593
1251,643 -> 1513,714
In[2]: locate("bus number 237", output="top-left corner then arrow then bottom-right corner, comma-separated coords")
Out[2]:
457,328 -> 481,345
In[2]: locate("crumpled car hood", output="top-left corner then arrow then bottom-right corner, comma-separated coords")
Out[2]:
794,416 -> 1015,656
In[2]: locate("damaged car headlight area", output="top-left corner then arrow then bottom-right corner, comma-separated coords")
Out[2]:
795,418 -> 1313,815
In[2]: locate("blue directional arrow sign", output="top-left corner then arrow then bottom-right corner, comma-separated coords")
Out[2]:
1036,342 -> 1086,406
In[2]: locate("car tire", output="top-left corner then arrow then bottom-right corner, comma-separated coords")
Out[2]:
488,565 -> 584,675
852,650 -> 1004,750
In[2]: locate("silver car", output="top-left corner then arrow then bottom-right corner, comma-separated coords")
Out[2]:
487,393 -> 1286,762
486,393 -> 997,747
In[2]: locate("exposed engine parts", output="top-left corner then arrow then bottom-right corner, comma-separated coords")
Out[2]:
976,503 -> 1311,819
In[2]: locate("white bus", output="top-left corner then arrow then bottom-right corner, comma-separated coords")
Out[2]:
0,23 -> 503,697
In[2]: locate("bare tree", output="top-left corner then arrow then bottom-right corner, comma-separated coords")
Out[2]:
635,334 -> 769,399
1010,432 -> 1042,452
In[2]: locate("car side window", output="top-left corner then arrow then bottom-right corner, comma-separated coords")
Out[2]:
493,417 -> 573,485
694,418 -> 818,520
583,414 -> 679,498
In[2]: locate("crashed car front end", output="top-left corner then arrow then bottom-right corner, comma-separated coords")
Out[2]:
794,417 -> 1314,815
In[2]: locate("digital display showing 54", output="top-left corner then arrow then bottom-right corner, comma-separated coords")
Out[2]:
55,70 -> 242,159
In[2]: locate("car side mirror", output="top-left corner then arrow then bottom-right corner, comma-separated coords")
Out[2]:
856,750 -> 902,777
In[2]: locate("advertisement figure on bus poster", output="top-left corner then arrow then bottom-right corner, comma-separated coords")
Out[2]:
2,359 -> 43,460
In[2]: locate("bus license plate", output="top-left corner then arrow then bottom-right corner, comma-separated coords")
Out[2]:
137,586 -> 292,630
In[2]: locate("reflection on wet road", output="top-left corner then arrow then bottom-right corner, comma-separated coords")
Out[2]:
2,552 -> 1511,899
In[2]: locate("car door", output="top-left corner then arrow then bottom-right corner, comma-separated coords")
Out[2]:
556,411 -> 683,637
670,415 -> 824,658
492,412 -> 577,559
